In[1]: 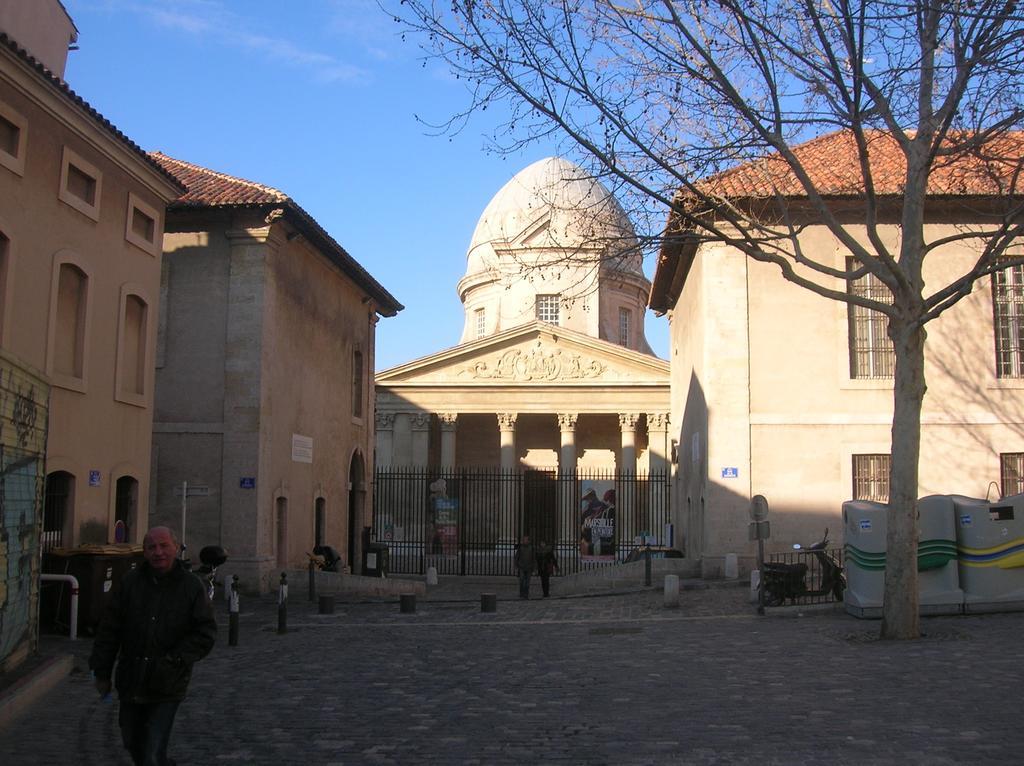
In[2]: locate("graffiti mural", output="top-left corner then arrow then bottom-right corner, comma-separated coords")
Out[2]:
0,353 -> 49,672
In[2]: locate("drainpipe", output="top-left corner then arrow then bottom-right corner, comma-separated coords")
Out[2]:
40,574 -> 79,640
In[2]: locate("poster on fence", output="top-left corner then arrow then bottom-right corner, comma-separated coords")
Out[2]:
429,496 -> 459,556
579,480 -> 615,562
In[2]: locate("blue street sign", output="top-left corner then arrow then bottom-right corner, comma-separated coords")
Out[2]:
240,477 -> 256,489
721,467 -> 739,479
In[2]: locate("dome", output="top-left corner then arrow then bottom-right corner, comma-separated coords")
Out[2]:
464,157 -> 642,277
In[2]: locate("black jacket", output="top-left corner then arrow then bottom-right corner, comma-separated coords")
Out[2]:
89,559 -> 217,703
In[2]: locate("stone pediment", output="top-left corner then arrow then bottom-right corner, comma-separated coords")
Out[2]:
376,323 -> 669,386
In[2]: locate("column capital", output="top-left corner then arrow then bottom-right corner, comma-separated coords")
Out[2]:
647,413 -> 670,431
557,413 -> 579,431
618,412 -> 641,431
438,412 -> 458,431
496,412 -> 518,431
409,412 -> 431,431
374,412 -> 395,430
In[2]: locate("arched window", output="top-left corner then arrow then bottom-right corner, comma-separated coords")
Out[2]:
314,497 -> 326,547
53,262 -> 88,380
276,496 -> 289,568
117,291 -> 148,399
352,349 -> 364,419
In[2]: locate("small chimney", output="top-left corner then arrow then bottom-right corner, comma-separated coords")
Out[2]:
0,0 -> 79,78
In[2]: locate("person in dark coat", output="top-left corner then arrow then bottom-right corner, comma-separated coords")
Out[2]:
514,535 -> 535,599
535,540 -> 559,598
89,526 -> 217,766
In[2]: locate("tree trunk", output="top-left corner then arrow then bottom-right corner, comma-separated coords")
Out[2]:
880,317 -> 926,640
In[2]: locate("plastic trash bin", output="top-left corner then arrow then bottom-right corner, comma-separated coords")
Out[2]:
842,496 -> 961,618
953,493 -> 1024,613
41,544 -> 144,635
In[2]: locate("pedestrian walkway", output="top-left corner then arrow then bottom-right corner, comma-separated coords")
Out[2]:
1,581 -> 1021,765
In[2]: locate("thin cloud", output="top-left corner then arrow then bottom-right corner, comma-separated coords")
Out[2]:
117,0 -> 368,84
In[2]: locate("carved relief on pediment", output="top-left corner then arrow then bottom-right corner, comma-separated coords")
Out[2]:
466,342 -> 606,381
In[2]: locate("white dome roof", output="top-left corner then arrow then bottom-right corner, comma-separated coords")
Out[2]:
464,157 -> 641,276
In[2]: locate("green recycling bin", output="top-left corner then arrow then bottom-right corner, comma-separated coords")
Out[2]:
954,493 -> 1024,613
842,495 -> 961,618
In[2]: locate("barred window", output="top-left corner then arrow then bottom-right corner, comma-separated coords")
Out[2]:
847,261 -> 894,379
536,294 -> 560,325
993,263 -> 1024,378
352,349 -> 364,418
853,454 -> 890,502
475,307 -> 486,339
618,307 -> 631,347
1000,453 -> 1024,497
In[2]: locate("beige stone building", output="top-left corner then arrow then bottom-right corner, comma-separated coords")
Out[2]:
1,8 -> 183,550
149,155 -> 402,591
650,130 -> 1024,577
375,159 -> 670,570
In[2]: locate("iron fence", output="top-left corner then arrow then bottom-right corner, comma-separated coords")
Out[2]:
373,466 -> 672,576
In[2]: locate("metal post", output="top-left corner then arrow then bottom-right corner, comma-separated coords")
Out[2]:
644,546 -> 652,586
277,572 -> 288,635
228,575 -> 240,646
757,536 -> 766,616
308,558 -> 316,602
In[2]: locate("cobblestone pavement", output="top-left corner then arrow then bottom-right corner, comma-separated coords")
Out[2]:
3,580 -> 1023,765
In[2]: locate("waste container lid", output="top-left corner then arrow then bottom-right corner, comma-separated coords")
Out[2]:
47,544 -> 144,556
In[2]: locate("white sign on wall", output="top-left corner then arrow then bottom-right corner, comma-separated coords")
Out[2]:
292,434 -> 313,463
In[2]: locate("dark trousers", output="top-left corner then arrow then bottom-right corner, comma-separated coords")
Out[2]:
518,568 -> 531,598
539,571 -> 551,597
119,699 -> 180,766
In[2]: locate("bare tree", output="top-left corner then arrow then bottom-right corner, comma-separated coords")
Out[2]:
389,0 -> 1024,638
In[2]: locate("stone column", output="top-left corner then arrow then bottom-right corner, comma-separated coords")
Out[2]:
619,413 -> 640,546
374,412 -> 395,467
438,412 -> 458,468
410,412 -> 431,467
557,413 -> 578,473
497,412 -> 519,542
647,413 -> 671,545
618,413 -> 640,474
497,412 -> 518,471
557,413 -> 579,544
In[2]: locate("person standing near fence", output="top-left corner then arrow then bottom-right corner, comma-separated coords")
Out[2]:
89,526 -> 217,766
514,535 -> 535,599
535,540 -> 558,598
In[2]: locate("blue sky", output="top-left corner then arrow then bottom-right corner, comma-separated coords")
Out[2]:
62,0 -> 669,370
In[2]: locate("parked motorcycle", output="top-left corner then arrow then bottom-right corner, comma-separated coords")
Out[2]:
761,529 -> 844,607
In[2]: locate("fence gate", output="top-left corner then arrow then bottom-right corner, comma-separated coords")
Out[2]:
373,467 -> 671,576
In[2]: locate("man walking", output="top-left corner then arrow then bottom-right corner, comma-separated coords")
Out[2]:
90,526 -> 217,766
514,534 -> 535,599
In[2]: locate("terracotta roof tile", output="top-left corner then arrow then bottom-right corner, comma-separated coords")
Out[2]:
697,129 -> 1024,199
149,153 -> 289,207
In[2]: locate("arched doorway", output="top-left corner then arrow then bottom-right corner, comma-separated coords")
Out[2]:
44,471 -> 74,551
114,475 -> 138,543
348,451 -> 366,572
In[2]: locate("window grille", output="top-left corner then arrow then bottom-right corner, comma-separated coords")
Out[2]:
993,264 -> 1024,378
853,454 -> 890,502
618,308 -> 631,347
536,294 -> 560,325
475,307 -> 486,338
1000,453 -> 1024,497
847,262 -> 894,379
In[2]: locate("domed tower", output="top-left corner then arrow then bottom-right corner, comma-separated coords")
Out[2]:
457,158 -> 654,354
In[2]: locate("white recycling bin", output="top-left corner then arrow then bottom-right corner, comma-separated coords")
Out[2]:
842,496 -> 962,618
953,494 -> 1024,613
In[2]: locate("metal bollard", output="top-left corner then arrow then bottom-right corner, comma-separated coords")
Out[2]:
400,593 -> 416,614
318,594 -> 335,614
228,575 -> 240,647
308,558 -> 316,602
480,593 -> 497,613
278,572 -> 288,635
